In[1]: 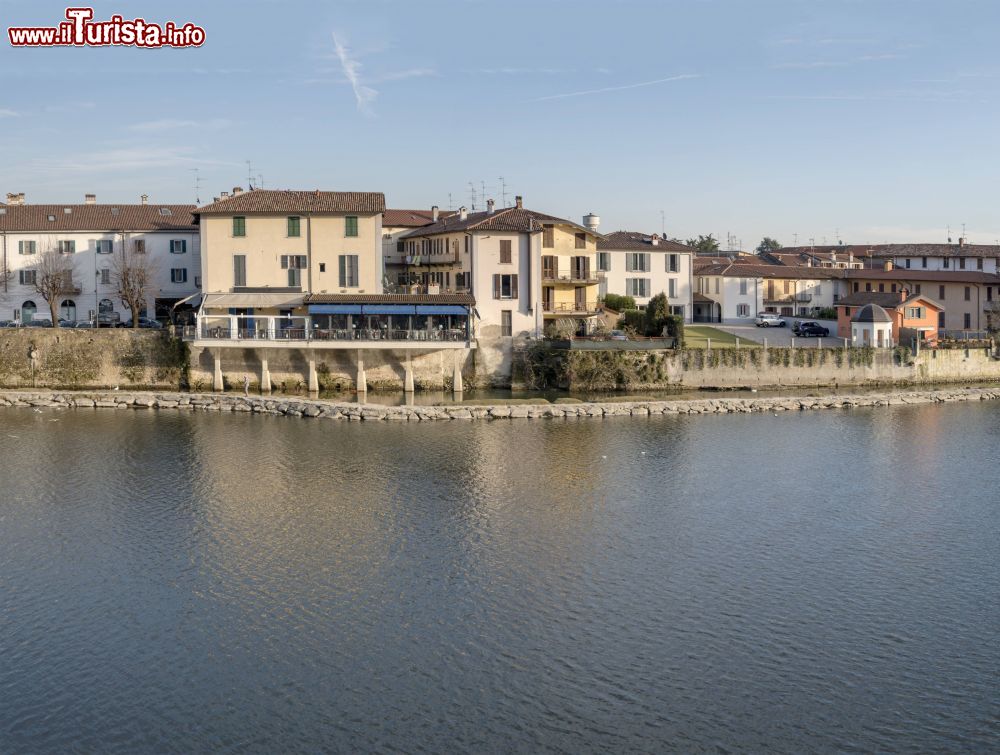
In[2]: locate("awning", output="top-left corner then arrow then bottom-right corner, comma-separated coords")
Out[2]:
309,304 -> 363,315
362,304 -> 417,315
202,293 -> 304,310
415,305 -> 469,315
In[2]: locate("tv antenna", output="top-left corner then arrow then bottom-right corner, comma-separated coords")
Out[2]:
468,182 -> 477,211
793,233 -> 798,246
448,193 -> 454,210
660,210 -> 666,237
189,168 -> 203,205
246,160 -> 256,190
498,176 -> 507,206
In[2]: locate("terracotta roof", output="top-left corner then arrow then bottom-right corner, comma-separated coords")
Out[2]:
843,269 -> 1000,283
695,263 -> 845,280
382,209 -> 456,227
402,205 -> 601,239
304,293 -> 475,305
835,291 -> 944,310
692,293 -> 716,303
598,231 -> 692,253
195,189 -> 385,215
778,243 -> 1000,260
0,204 -> 196,232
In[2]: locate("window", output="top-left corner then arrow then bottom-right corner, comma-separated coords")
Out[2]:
904,258 -> 911,268
667,254 -> 680,272
396,240 -> 405,253
878,283 -> 885,292
170,239 -> 187,254
499,239 -> 512,264
96,240 -> 113,254
233,255 -> 246,287
464,236 -> 471,255
501,310 -> 512,337
575,232 -> 586,249
19,270 -> 36,286
542,225 -> 554,248
669,278 -> 677,298
60,299 -> 76,321
906,306 -> 925,319
170,268 -> 188,284
345,216 -> 359,237
626,278 -> 650,298
287,216 -> 301,237
625,253 -> 650,272
99,298 -> 114,314
714,278 -> 720,294
100,269 -> 111,285
922,256 -> 927,268
853,282 -> 859,292
339,254 -> 359,287
493,273 -> 518,299
281,255 -> 307,287
943,258 -> 950,268
597,252 -> 611,272
938,311 -> 946,328
133,239 -> 145,254
737,304 -> 750,318
159,207 -> 173,216
978,257 -> 984,270
989,287 -> 994,302
18,241 -> 36,255
865,283 -> 872,292
195,276 -> 202,289
233,216 -> 246,237
739,279 -> 748,295
959,257 -> 966,269
939,285 -> 946,300
915,284 -> 922,294
20,301 -> 36,322
891,284 -> 897,293
964,312 -> 972,329
319,263 -> 326,273
57,240 -> 75,254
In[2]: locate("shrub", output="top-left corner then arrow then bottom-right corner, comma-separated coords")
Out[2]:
603,293 -> 636,313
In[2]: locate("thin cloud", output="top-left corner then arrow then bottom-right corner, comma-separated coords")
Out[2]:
373,68 -> 435,83
127,118 -> 231,133
533,74 -> 700,102
332,32 -> 377,114
30,147 -> 239,173
0,108 -> 20,118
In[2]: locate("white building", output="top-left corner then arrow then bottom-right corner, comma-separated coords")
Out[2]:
692,262 -> 844,323
0,193 -> 200,323
596,231 -> 694,321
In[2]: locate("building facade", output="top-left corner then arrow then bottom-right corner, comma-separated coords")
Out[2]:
596,232 -> 694,320
0,194 -> 199,323
692,262 -> 843,323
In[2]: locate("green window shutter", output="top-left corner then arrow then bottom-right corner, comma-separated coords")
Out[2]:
339,255 -> 346,287
288,216 -> 300,237
346,216 -> 358,237
233,217 -> 246,237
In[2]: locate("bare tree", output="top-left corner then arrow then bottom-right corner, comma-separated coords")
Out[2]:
113,245 -> 157,328
0,252 -> 11,293
33,250 -> 77,324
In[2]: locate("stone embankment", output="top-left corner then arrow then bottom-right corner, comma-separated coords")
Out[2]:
2,387 -> 1000,421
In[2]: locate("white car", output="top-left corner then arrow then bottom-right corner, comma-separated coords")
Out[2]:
755,313 -> 786,327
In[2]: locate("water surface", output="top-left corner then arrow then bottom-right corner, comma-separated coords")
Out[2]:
1,404 -> 997,752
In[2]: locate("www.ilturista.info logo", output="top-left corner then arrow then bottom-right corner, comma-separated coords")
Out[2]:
8,7 -> 205,48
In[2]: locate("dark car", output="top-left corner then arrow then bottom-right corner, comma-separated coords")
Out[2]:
797,322 -> 830,337
122,317 -> 163,329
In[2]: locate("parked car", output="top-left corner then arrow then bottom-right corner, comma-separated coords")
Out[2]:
0,320 -> 18,328
72,320 -> 96,329
96,312 -> 121,328
609,330 -> 629,341
797,322 -> 830,337
25,318 -> 53,328
755,313 -> 786,327
122,317 -> 163,329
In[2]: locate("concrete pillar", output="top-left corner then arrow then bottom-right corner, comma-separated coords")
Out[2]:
356,355 -> 367,395
452,355 -> 464,397
404,364 -> 415,393
260,357 -> 272,393
307,359 -> 319,393
213,352 -> 224,392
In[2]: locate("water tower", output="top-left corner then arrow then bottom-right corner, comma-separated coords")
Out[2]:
583,212 -> 600,233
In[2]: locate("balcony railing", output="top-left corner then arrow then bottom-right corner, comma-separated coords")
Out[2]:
542,271 -> 600,284
765,293 -> 813,304
543,301 -> 602,314
383,284 -> 471,296
184,315 -> 470,344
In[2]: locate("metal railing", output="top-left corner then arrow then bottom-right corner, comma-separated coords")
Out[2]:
184,324 -> 469,343
543,301 -> 601,314
542,271 -> 600,284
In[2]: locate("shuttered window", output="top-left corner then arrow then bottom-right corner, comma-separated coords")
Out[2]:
345,216 -> 359,237
339,255 -> 359,287
492,273 -> 518,299
542,225 -> 554,248
170,239 -> 187,254
233,216 -> 246,237
287,216 -> 301,237
233,255 -> 246,287
500,239 -> 512,263
18,241 -> 36,255
575,232 -> 586,249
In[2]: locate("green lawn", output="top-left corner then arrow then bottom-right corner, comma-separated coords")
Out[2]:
684,326 -> 760,348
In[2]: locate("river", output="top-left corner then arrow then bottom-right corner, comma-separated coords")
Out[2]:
0,404 -> 997,753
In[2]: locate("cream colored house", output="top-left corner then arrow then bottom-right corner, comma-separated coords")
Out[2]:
399,196 -> 603,339
597,231 -> 694,320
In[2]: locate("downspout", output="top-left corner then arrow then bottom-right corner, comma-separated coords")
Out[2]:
2,231 -> 7,294
306,212 -> 313,294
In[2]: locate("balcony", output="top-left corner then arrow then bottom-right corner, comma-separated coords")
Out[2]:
542,271 -> 600,285
542,301 -> 602,316
764,292 -> 813,304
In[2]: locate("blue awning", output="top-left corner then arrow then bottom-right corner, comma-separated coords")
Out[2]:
309,304 -> 362,314
361,304 -> 417,315
415,305 -> 469,316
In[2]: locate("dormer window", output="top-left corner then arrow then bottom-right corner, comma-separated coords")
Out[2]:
159,207 -> 173,216
47,215 -> 56,222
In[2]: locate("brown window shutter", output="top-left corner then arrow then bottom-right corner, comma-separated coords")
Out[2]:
493,274 -> 501,299
511,274 -> 518,299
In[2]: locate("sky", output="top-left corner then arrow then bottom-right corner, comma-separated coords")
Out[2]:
3,0 -> 1000,249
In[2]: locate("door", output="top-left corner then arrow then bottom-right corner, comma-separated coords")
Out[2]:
575,286 -> 587,311
543,287 -> 555,312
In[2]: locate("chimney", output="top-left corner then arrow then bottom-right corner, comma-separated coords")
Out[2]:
221,191 -> 230,199
84,193 -> 96,204
900,287 -> 909,301
459,206 -> 468,221
883,259 -> 893,272
431,205 -> 439,222
650,234 -> 660,246
140,194 -> 148,205
831,251 -> 837,262
6,192 -> 25,205
232,186 -> 244,195
515,195 -> 523,209
487,198 -> 495,214
959,237 -> 966,247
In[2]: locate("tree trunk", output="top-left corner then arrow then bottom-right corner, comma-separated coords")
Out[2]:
49,300 -> 60,325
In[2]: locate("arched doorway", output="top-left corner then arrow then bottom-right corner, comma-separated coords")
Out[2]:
20,300 -> 37,324
60,299 -> 77,322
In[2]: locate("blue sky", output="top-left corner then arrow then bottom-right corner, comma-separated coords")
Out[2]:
3,0 -> 1000,248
